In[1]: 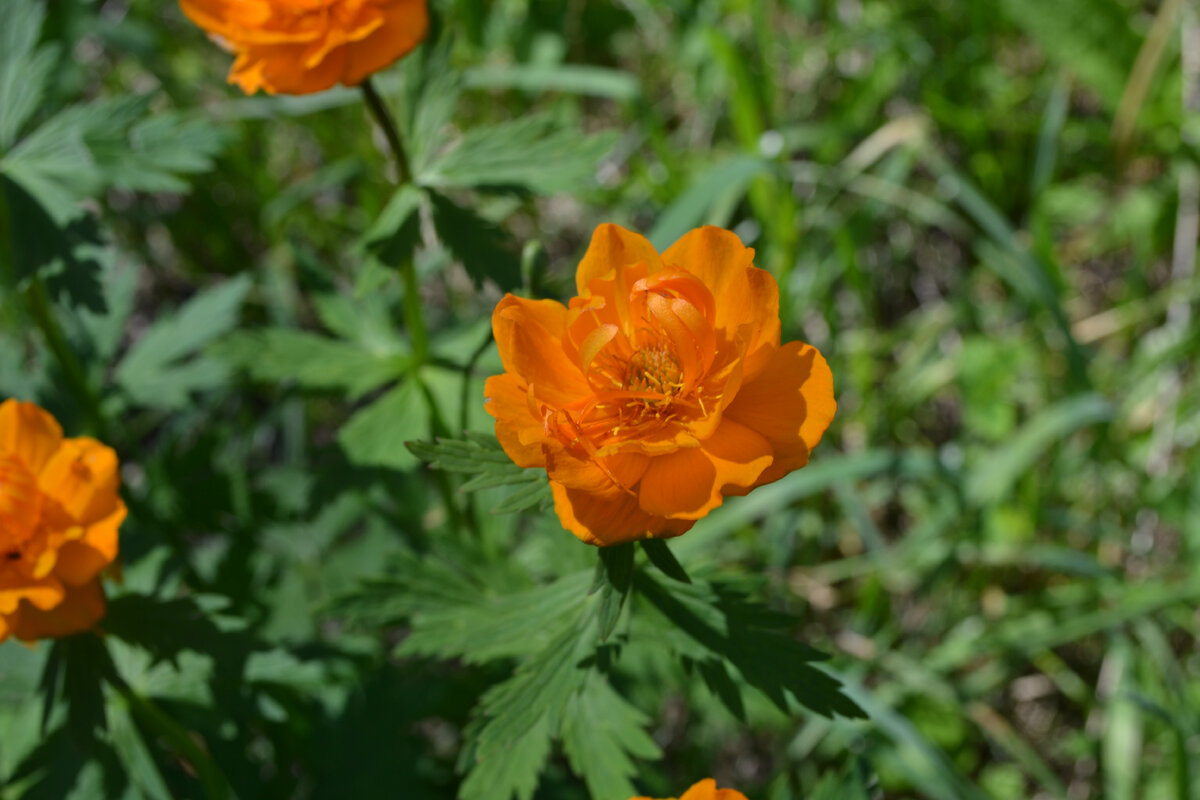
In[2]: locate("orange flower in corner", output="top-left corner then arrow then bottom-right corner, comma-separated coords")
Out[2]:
180,0 -> 429,95
0,400 -> 125,643
631,778 -> 749,800
484,224 -> 836,546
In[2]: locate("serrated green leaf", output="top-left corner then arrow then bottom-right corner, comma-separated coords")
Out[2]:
397,570 -> 591,664
407,434 -> 553,513
634,572 -> 863,719
338,380 -> 429,470
214,328 -> 406,398
419,114 -> 616,195
362,183 -> 424,264
428,191 -> 521,289
459,715 -> 552,800
560,675 -> 661,800
0,0 -> 51,149
115,275 -> 252,409
594,544 -> 635,642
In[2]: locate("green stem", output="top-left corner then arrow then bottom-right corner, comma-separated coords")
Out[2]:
116,684 -> 232,800
360,77 -> 475,536
361,77 -> 412,185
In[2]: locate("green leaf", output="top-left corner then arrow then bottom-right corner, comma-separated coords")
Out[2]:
338,380 -> 430,470
460,623 -> 593,800
115,275 -> 252,409
560,675 -> 661,800
215,328 -> 406,398
634,572 -> 864,719
593,543 -> 635,642
407,433 -> 553,512
997,0 -> 1139,109
640,539 -> 691,583
965,393 -> 1112,507
107,702 -> 172,800
0,0 -> 52,149
462,64 -> 641,101
104,594 -> 244,668
419,114 -> 616,195
428,191 -> 522,290
648,156 -> 772,250
362,183 -> 424,264
397,570 -> 591,664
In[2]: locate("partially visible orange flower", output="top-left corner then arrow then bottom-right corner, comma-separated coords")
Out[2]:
484,224 -> 836,547
631,778 -> 749,800
0,400 -> 125,643
180,0 -> 428,95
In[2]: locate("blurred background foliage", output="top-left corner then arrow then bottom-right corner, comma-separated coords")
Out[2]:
1,0 -> 1199,798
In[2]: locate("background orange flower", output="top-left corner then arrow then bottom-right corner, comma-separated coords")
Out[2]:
631,777 -> 749,800
0,400 -> 125,643
484,224 -> 836,546
180,0 -> 428,95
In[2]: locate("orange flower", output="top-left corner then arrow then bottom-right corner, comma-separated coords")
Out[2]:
180,0 -> 428,95
484,224 -> 835,546
0,400 -> 125,643
631,778 -> 749,800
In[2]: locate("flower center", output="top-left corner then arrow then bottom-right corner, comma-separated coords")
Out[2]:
624,345 -> 682,396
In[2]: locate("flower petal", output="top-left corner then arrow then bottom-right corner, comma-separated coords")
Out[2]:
485,374 -> 548,468
341,0 -> 428,85
575,224 -> 662,296
0,572 -> 63,614
724,340 -> 835,489
10,579 -> 105,642
550,481 -> 693,547
0,399 -> 64,475
661,226 -> 780,377
37,437 -> 121,526
52,501 -> 124,587
637,419 -> 772,519
493,296 -> 590,408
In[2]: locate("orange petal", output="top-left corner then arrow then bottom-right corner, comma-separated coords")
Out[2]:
679,780 -> 719,800
661,227 -> 780,377
575,224 -> 663,296
0,572 -> 64,614
544,447 -> 649,493
37,437 -> 121,526
724,340 -> 835,489
637,420 -> 772,520
550,481 -> 693,547
0,399 -> 64,475
51,500 -> 124,586
341,0 -> 428,85
484,374 -> 548,468
492,296 -> 590,408
9,579 -> 105,642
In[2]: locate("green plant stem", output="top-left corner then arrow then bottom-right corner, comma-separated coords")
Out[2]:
116,684 -> 232,800
360,77 -> 472,535
361,77 -> 412,185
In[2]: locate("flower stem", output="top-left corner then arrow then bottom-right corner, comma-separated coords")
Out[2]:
361,77 -> 412,185
359,77 -> 476,535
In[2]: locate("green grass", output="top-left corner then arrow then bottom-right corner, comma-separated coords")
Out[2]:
1,0 -> 1198,798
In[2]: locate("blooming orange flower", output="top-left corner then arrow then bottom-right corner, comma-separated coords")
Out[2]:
180,0 -> 428,95
631,778 -> 749,800
0,400 -> 125,643
484,224 -> 835,546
